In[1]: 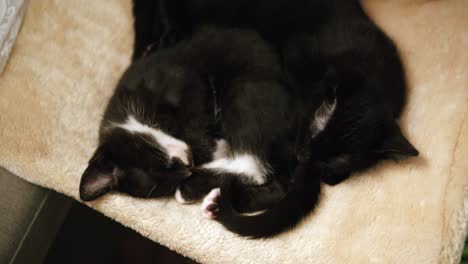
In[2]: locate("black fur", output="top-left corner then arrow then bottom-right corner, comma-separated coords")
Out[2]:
142,0 -> 419,237
215,161 -> 320,237
80,42 -> 216,200
82,0 -> 420,237
80,27 -> 306,211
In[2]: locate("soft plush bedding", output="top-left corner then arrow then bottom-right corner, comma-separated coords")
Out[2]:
0,0 -> 466,263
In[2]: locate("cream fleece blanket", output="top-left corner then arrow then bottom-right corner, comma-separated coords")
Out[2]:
0,0 -> 466,263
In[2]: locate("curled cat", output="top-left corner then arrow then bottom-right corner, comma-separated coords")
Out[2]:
152,0 -> 419,237
79,26 -> 304,214
81,0 -> 420,238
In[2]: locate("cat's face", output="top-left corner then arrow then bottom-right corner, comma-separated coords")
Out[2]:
79,127 -> 192,201
307,91 -> 418,185
298,73 -> 418,185
79,54 -> 211,202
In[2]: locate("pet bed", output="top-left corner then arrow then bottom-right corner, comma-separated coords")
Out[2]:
0,0 -> 466,263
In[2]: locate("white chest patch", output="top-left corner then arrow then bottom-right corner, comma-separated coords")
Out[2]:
201,153 -> 270,184
117,115 -> 190,165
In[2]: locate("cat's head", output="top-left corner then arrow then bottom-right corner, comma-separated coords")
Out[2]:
79,57 -> 198,202
311,118 -> 418,185
302,70 -> 418,184
79,126 -> 192,201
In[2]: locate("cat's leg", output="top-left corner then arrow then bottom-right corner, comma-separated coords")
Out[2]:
174,138 -> 230,203
201,178 -> 287,219
176,149 -> 287,212
200,174 -> 290,219
190,154 -> 287,215
176,152 -> 270,203
184,79 -> 294,215
177,167 -> 287,213
199,80 -> 293,214
175,167 -> 224,204
231,179 -> 286,213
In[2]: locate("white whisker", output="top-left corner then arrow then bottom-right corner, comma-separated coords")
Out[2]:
146,184 -> 158,198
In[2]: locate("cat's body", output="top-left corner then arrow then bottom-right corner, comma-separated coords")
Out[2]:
79,0 -> 419,237
80,26 -> 317,216
134,0 -> 419,237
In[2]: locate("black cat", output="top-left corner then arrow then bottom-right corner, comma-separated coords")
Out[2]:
79,26 -> 324,215
140,0 -> 419,237
82,0 -> 419,237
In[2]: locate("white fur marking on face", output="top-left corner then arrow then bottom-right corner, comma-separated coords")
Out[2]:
201,188 -> 221,219
310,99 -> 337,138
117,115 -> 190,165
212,139 -> 230,160
202,154 -> 269,184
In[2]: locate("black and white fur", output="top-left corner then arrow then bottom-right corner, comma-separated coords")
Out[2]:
80,0 -> 419,237
80,26 -> 314,214
139,0 -> 419,237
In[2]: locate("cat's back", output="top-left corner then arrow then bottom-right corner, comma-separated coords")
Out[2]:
174,27 -> 282,77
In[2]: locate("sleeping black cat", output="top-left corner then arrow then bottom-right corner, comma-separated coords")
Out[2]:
81,0 -> 418,237
79,26 -> 321,216
135,0 -> 419,237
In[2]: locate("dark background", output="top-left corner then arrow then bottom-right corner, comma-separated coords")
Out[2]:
45,203 -> 197,264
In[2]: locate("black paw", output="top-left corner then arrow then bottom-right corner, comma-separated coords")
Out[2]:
175,168 -> 219,204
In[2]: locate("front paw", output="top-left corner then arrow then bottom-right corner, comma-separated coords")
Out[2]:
201,188 -> 221,219
175,168 -> 219,204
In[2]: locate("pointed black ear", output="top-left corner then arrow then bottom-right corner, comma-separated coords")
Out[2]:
79,151 -> 119,202
379,123 -> 419,160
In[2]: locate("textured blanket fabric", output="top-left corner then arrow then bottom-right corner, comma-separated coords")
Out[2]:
0,0 -> 466,263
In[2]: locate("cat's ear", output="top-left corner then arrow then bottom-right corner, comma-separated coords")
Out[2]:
378,122 -> 419,160
79,150 -> 120,202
